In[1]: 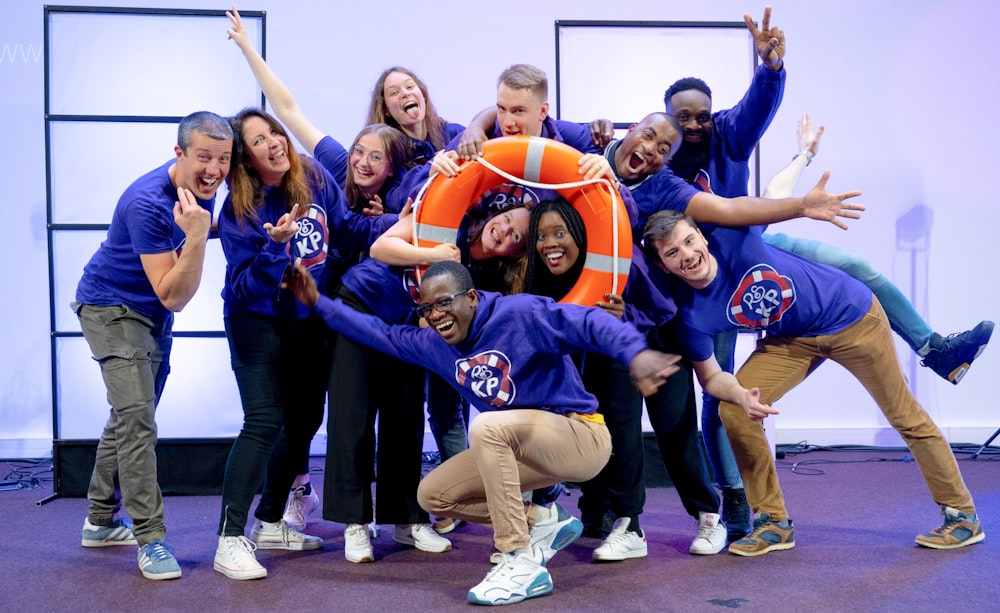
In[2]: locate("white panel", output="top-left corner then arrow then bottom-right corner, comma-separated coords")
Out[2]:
52,230 -> 105,332
171,237 -> 227,332
48,12 -> 263,117
50,122 -> 178,224
557,23 -> 757,195
53,231 -> 227,333
557,25 -> 753,122
56,336 -> 243,439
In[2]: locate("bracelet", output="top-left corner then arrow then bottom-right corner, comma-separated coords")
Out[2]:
793,151 -> 814,166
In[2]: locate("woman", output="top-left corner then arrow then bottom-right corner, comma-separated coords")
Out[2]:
213,108 -> 389,580
227,8 -> 416,214
517,197 -> 683,560
366,66 -> 465,165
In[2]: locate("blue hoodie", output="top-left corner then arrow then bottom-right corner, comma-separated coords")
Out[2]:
312,290 -> 649,415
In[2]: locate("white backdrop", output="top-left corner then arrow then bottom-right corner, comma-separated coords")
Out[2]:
2,0 -> 998,459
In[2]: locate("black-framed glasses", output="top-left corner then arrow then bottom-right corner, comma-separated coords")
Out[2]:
413,291 -> 468,318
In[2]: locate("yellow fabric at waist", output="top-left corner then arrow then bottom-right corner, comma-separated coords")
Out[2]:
567,411 -> 605,425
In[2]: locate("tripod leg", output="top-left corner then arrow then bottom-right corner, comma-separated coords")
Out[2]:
971,426 -> 1000,460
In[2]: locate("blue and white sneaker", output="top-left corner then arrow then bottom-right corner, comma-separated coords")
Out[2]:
81,516 -> 138,548
529,502 -> 583,564
137,540 -> 182,580
468,546 -> 552,605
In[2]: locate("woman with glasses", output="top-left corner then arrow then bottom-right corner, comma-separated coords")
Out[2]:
226,8 -> 430,215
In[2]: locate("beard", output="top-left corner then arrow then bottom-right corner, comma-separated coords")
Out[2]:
668,139 -> 711,183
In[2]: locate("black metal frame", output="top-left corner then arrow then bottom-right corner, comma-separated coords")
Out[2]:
43,7 -> 266,496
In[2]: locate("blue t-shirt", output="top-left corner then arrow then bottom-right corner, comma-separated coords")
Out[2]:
76,159 -> 215,322
667,226 -> 872,362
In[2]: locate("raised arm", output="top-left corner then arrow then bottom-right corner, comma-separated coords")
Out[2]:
686,170 -> 862,230
226,7 -> 325,154
762,114 -> 824,199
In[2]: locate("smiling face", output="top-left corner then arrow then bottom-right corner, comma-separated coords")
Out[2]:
349,132 -> 393,195
666,89 -> 713,147
382,70 -> 426,134
418,274 -> 477,345
475,207 -> 531,258
240,115 -> 291,186
535,210 -> 581,276
614,114 -> 681,182
496,84 -> 548,137
172,131 -> 232,200
652,218 -> 717,289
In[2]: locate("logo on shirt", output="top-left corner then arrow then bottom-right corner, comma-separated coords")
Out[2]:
727,264 -> 795,328
478,184 -> 541,213
289,203 -> 328,270
455,350 -> 516,407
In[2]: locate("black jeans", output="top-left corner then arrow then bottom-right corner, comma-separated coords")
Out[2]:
643,319 -> 720,518
218,313 -> 328,536
576,352 -> 646,520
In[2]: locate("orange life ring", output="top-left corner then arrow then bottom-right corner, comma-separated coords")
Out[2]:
413,135 -> 631,306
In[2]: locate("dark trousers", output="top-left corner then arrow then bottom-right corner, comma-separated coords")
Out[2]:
576,352 -> 646,519
644,320 -> 720,518
323,290 -> 428,525
218,313 -> 329,536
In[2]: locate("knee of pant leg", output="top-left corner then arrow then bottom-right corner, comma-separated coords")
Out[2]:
416,478 -> 444,515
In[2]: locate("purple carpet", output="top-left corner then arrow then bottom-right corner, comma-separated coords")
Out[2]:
3,447 -> 998,612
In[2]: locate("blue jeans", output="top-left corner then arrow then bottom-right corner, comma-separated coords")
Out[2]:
762,232 -> 933,351
218,313 -> 329,536
75,302 -> 172,546
700,330 -> 745,491
426,372 -> 470,462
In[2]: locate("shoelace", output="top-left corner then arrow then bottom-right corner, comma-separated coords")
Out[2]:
144,542 -> 175,562
346,526 -> 371,547
602,529 -> 636,548
696,524 -> 719,540
228,535 -> 258,558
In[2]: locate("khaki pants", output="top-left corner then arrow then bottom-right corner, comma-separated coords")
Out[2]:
418,409 -> 611,553
720,298 -> 974,520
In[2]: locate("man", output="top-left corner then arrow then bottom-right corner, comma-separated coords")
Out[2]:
74,111 -> 233,580
588,109 -> 862,556
290,259 -> 680,606
662,5 -> 990,538
641,209 -> 985,557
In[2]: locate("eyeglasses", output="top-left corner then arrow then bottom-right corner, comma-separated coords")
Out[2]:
350,146 -> 387,166
674,112 -> 712,126
413,291 -> 468,318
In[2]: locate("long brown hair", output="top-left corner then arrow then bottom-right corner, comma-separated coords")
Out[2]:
343,124 -> 411,212
226,108 -> 324,224
366,66 -> 450,151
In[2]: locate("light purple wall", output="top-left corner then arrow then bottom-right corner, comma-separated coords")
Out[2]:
3,0 -> 997,454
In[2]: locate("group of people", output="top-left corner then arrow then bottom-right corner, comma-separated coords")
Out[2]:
73,5 -> 991,607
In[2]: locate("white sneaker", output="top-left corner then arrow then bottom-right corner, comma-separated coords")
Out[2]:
593,517 -> 648,561
250,519 -> 323,551
689,512 -> 726,555
344,523 -> 374,563
433,516 -> 465,535
282,485 -> 319,532
529,502 -> 583,563
393,523 -> 452,553
214,536 -> 267,580
468,546 -> 552,606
